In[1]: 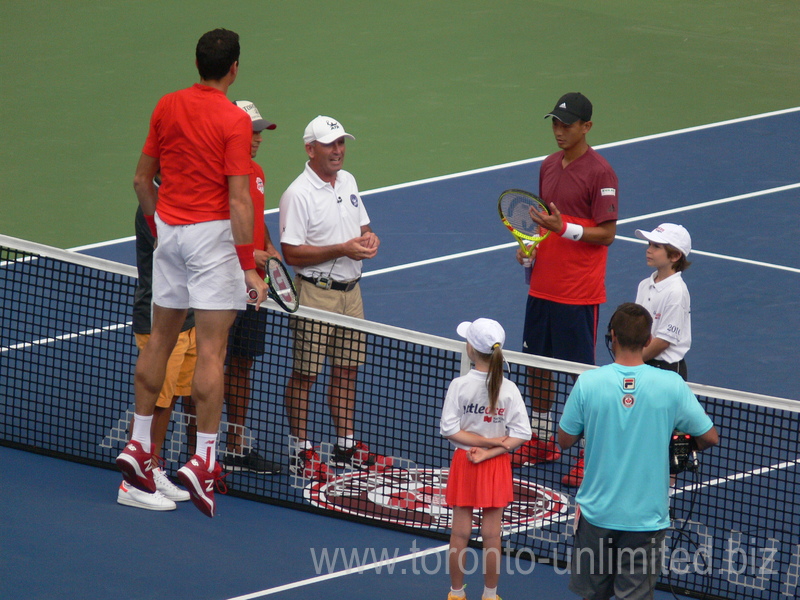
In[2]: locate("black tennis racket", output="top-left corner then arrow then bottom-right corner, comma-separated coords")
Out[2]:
498,189 -> 551,256
248,257 -> 299,313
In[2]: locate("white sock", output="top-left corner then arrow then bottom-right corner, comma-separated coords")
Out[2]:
449,587 -> 466,598
529,411 -> 551,440
337,435 -> 355,449
131,413 -> 152,448
483,586 -> 498,599
290,437 -> 313,453
196,432 -> 217,470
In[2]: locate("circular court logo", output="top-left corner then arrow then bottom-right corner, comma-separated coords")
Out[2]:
304,467 -> 569,532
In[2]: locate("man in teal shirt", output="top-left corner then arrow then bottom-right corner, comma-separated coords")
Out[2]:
558,302 -> 718,600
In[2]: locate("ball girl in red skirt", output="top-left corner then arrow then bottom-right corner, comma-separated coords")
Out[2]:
440,319 -> 532,600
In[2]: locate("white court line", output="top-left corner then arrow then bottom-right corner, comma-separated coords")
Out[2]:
364,183 -> 800,277
672,457 -> 800,496
0,322 -> 131,354
616,183 -> 800,225
363,242 -> 513,277
363,106 -> 800,195
617,236 -> 800,274
225,543 -> 450,600
68,107 -> 800,253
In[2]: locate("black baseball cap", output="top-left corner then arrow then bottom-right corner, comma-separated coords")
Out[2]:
544,92 -> 593,124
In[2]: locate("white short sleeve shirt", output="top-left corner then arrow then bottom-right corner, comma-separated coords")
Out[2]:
279,162 -> 370,281
440,370 -> 532,450
635,271 -> 691,363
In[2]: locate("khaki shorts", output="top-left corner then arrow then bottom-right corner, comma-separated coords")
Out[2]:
135,328 -> 197,407
290,276 -> 366,376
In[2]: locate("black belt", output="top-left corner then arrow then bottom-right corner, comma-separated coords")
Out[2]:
299,274 -> 360,292
646,358 -> 688,381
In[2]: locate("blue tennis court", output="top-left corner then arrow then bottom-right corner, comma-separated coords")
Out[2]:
2,111 -> 798,600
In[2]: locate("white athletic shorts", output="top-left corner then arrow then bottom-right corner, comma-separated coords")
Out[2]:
152,215 -> 247,311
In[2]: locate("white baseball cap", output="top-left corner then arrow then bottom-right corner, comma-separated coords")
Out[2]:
303,115 -> 355,144
635,223 -> 692,256
456,318 -> 506,354
234,100 -> 276,132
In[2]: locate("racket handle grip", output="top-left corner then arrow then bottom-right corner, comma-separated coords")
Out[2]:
522,256 -> 533,284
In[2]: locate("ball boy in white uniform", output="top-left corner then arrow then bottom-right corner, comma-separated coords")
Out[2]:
634,223 -> 692,380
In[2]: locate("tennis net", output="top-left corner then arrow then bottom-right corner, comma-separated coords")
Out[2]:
1,234 -> 797,600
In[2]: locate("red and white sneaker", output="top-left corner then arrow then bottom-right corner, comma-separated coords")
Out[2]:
562,451 -> 584,487
290,448 -> 333,482
511,434 -> 562,468
330,441 -> 393,472
177,455 -> 227,518
116,441 -> 157,493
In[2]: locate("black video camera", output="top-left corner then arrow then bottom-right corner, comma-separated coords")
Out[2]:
669,431 -> 698,474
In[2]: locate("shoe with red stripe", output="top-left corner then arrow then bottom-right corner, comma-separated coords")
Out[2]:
330,441 -> 393,472
561,451 -> 584,487
117,480 -> 176,511
290,448 -> 333,482
510,434 -> 561,468
115,441 -> 157,493
177,454 -> 227,518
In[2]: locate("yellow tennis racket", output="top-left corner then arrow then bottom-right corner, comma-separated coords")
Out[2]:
498,189 -> 551,256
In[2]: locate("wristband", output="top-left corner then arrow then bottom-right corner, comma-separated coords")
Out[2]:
144,214 -> 158,238
235,243 -> 257,271
559,222 -> 584,241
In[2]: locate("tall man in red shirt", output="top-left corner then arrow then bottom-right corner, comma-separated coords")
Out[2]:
116,29 -> 268,517
513,93 -> 619,486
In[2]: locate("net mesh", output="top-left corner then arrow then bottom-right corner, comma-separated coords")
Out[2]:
1,235 -> 798,600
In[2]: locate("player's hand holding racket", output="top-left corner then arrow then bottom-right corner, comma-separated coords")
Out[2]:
498,189 -> 551,282
247,256 -> 299,313
244,270 -> 268,308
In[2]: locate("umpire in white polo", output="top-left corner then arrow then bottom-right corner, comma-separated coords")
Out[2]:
279,115 -> 387,481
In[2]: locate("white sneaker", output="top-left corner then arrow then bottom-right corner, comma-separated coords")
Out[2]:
153,467 -> 190,502
117,480 -> 176,511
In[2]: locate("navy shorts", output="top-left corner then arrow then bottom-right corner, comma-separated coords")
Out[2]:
522,296 -> 599,365
227,305 -> 270,360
